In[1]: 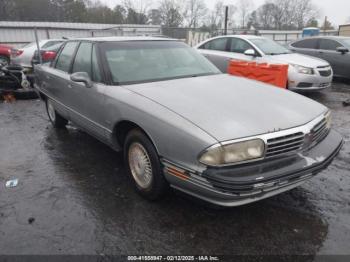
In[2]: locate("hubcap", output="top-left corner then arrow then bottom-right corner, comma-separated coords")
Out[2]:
128,142 -> 153,189
47,101 -> 56,122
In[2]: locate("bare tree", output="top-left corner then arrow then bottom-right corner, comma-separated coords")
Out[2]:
237,0 -> 253,29
158,0 -> 183,27
182,0 -> 208,28
256,3 -> 276,29
208,1 -> 224,29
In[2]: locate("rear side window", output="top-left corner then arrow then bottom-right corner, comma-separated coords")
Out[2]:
230,38 -> 252,53
291,39 -> 319,49
200,38 -> 228,51
55,42 -> 78,72
319,39 -> 343,51
72,42 -> 93,77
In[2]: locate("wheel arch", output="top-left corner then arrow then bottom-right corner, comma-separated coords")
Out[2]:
112,120 -> 160,154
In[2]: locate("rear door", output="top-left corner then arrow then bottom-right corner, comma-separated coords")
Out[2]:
318,39 -> 348,77
43,41 -> 79,120
69,42 -> 108,142
197,37 -> 231,72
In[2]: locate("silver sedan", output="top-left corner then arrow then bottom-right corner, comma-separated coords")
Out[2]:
35,37 -> 343,207
195,35 -> 333,91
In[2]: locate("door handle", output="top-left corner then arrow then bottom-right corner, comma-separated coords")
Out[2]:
67,84 -> 73,89
46,75 -> 51,80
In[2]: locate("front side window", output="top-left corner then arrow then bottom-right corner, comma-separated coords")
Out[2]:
72,42 -> 93,77
291,39 -> 319,49
200,38 -> 228,51
101,41 -> 220,85
319,39 -> 343,51
230,38 -> 253,54
55,42 -> 78,72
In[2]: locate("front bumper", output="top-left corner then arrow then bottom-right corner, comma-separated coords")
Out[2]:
288,69 -> 333,91
163,130 -> 343,207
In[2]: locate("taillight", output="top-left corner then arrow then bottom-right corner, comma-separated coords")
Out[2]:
12,49 -> 24,57
42,51 -> 57,62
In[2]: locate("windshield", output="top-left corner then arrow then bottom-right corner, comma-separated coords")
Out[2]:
250,38 -> 291,55
101,41 -> 220,85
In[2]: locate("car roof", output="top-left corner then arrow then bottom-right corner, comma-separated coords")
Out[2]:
205,35 -> 265,41
297,36 -> 348,40
68,36 -> 178,42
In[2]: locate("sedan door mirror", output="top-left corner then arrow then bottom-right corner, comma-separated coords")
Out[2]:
336,46 -> 349,54
70,72 -> 92,88
244,49 -> 257,57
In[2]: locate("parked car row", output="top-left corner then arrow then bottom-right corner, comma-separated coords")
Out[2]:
195,35 -> 337,91
11,39 -> 65,69
34,37 -> 343,207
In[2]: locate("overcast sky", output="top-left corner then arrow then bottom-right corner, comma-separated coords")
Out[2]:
100,0 -> 350,26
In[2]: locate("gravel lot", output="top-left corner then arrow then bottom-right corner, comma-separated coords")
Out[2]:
0,82 -> 349,259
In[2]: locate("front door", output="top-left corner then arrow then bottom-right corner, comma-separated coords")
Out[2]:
69,42 -> 108,142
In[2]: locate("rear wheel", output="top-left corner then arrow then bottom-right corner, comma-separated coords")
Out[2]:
46,99 -> 68,128
124,129 -> 168,200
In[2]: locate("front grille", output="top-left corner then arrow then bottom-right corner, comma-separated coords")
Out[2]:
297,82 -> 313,88
311,117 -> 329,145
266,132 -> 305,158
319,69 -> 332,77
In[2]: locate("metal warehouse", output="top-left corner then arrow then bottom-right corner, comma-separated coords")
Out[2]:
0,21 -> 162,47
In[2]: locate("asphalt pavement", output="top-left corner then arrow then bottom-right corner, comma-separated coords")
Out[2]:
0,82 -> 349,259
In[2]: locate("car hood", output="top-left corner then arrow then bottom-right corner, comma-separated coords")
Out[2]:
267,53 -> 329,68
124,74 -> 327,142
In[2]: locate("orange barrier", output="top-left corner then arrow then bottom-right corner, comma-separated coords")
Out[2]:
227,60 -> 289,89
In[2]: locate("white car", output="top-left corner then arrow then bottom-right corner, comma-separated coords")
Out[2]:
195,35 -> 333,91
11,39 -> 64,69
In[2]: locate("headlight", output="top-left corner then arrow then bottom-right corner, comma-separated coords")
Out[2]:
325,111 -> 332,129
199,139 -> 265,166
291,64 -> 314,75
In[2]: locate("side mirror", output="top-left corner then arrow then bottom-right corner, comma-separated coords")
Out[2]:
336,46 -> 349,54
244,49 -> 257,57
70,72 -> 92,88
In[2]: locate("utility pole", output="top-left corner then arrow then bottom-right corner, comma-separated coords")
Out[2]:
323,16 -> 328,33
224,6 -> 229,35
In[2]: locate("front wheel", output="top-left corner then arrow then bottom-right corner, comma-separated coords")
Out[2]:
46,99 -> 68,128
124,129 -> 168,200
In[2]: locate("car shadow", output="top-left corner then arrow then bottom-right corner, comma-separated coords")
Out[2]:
43,126 -> 328,256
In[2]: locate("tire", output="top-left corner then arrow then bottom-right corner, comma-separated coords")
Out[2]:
124,129 -> 168,200
0,55 -> 9,66
46,99 -> 68,128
